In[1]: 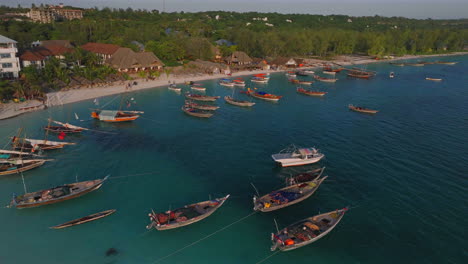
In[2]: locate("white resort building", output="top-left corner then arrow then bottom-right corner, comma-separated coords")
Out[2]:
0,35 -> 21,79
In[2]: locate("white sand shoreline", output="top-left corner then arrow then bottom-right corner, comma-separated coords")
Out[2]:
1,52 -> 467,120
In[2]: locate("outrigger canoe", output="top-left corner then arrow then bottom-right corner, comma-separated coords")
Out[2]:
271,208 -> 348,251
50,209 -> 116,229
146,195 -> 230,230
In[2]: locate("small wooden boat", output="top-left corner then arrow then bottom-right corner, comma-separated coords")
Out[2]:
253,176 -> 327,212
303,70 -> 315,75
298,81 -> 313,85
191,86 -> 206,92
50,209 -> 116,229
296,88 -> 326,97
251,77 -> 268,83
286,72 -> 297,78
436,61 -> 457,65
323,66 -> 344,73
0,149 -> 41,160
323,70 -> 336,75
286,167 -> 326,186
347,73 -> 372,79
219,79 -> 235,87
348,104 -> 378,114
44,120 -> 88,134
0,159 -> 49,176
272,145 -> 324,167
407,63 -> 424,67
168,84 -> 182,92
270,208 -> 348,251
10,175 -> 109,208
246,89 -> 282,102
224,96 -> 255,107
146,195 -> 230,230
314,75 -> 337,83
185,100 -> 219,111
389,62 -> 405,66
91,110 -> 142,122
233,79 -> 246,86
181,106 -> 213,118
12,137 -> 76,151
185,93 -> 219,102
425,77 -> 442,81
296,71 -> 309,76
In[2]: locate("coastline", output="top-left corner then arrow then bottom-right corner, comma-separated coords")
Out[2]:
1,52 -> 467,120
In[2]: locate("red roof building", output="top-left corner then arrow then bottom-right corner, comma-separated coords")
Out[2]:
81,42 -> 120,63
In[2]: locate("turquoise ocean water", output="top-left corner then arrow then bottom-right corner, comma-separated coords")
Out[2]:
0,56 -> 467,264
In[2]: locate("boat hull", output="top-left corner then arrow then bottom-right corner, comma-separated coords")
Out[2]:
272,154 -> 325,167
0,161 -> 46,176
50,209 -> 116,229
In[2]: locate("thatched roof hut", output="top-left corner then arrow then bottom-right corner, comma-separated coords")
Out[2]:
106,48 -> 164,71
225,51 -> 252,65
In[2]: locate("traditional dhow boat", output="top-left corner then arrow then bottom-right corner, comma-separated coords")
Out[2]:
10,175 -> 109,209
425,77 -> 442,81
0,149 -> 40,160
168,84 -> 182,92
296,88 -> 326,97
44,120 -> 88,134
348,104 -> 379,114
146,195 -> 230,230
272,145 -> 324,167
314,75 -> 337,83
0,159 -> 50,176
286,167 -> 326,186
12,137 -> 75,151
91,110 -> 143,122
181,106 -> 214,118
224,96 -> 255,107
270,208 -> 348,251
185,100 -> 219,111
50,209 -> 116,229
185,93 -> 219,102
246,89 -> 282,102
253,176 -> 328,212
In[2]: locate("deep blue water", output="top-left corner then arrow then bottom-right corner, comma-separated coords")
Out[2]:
1,56 -> 467,264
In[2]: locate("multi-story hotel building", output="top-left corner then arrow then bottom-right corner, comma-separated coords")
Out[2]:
0,35 -> 21,79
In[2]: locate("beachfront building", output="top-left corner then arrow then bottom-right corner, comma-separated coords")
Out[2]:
29,6 -> 83,23
0,35 -> 21,79
225,51 -> 252,65
105,48 -> 164,72
252,58 -> 270,70
20,42 -> 73,69
81,42 -> 120,64
271,57 -> 300,69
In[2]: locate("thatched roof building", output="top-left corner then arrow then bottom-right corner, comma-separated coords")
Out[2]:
106,48 -> 164,72
225,51 -> 252,65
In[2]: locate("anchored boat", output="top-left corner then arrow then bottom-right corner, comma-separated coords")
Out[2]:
224,96 -> 255,107
245,89 -> 282,102
146,195 -> 230,230
50,209 -> 116,229
253,176 -> 327,212
168,84 -> 182,92
44,119 -> 88,134
314,75 -> 337,83
185,100 -> 219,111
286,167 -> 326,186
425,77 -> 442,81
0,159 -> 50,176
271,145 -> 324,167
185,92 -> 219,102
348,104 -> 379,114
10,175 -> 109,209
296,88 -> 326,97
271,208 -> 348,251
181,106 -> 214,118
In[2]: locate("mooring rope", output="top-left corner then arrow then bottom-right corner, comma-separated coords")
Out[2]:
151,211 -> 258,263
255,250 -> 281,264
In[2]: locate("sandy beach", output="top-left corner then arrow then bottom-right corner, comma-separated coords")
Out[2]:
1,52 -> 467,120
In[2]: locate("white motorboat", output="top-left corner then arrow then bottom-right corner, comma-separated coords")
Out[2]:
271,145 -> 324,167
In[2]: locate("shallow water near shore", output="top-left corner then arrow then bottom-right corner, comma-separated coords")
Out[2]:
1,55 -> 467,264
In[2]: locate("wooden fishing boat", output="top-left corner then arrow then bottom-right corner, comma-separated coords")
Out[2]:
0,149 -> 41,160
233,79 -> 246,86
436,61 -> 457,65
323,66 -> 344,73
348,104 -> 378,114
12,137 -> 75,151
224,96 -> 255,107
272,145 -> 324,167
270,208 -> 348,251
303,70 -> 315,75
44,120 -> 88,134
407,63 -> 424,67
185,100 -> 219,111
296,71 -> 309,76
146,195 -> 230,230
323,70 -> 336,75
219,79 -> 235,87
286,167 -> 326,186
314,75 -> 337,83
246,89 -> 282,102
298,81 -> 313,85
181,106 -> 214,118
0,159 -> 49,176
253,176 -> 328,212
289,79 -> 300,84
286,72 -> 297,78
91,110 -> 142,122
185,93 -> 219,102
296,88 -> 326,97
168,84 -> 182,92
347,72 -> 372,79
389,62 -> 405,66
251,77 -> 268,83
50,209 -> 116,229
10,175 -> 109,209
425,77 -> 442,81
191,86 -> 207,92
